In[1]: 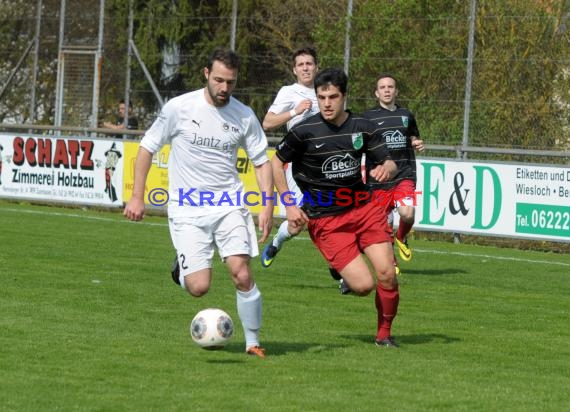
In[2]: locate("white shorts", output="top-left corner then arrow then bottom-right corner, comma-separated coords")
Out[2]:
169,209 -> 259,278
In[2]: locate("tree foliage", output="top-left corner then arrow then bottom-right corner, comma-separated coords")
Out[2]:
0,0 -> 568,152
469,0 -> 569,148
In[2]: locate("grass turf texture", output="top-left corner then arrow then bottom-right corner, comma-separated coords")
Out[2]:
1,201 -> 569,412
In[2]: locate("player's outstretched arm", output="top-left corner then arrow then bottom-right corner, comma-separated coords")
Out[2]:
270,154 -> 287,195
124,147 -> 153,221
254,160 -> 274,243
262,99 -> 312,131
262,111 -> 288,131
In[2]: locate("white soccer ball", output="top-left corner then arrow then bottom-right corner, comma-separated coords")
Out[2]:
190,308 -> 234,349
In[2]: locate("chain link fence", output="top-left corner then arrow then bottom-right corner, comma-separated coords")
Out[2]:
1,0 -> 569,162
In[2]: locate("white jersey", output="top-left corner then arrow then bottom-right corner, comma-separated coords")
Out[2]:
141,89 -> 269,217
267,83 -> 319,130
267,83 -> 318,201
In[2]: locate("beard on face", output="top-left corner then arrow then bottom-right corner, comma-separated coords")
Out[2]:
207,82 -> 230,107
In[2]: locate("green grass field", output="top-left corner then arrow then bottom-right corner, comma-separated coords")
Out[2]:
1,201 -> 569,412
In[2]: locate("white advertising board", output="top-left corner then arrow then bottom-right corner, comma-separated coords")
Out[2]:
0,134 -> 124,207
1,134 -> 568,243
413,158 -> 569,242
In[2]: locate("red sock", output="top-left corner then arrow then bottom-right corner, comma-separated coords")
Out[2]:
375,284 -> 400,340
396,220 -> 413,242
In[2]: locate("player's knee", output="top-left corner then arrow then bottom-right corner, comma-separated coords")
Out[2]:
234,276 -> 254,292
184,276 -> 211,297
353,288 -> 373,297
377,267 -> 397,289
230,267 -> 254,291
350,278 -> 375,296
185,283 -> 209,297
377,279 -> 397,290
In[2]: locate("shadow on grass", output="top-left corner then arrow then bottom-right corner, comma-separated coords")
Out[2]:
399,268 -> 469,276
203,334 -> 458,360
287,283 -> 339,291
221,341 -> 344,357
280,268 -> 470,282
206,359 -> 246,364
346,333 -> 461,345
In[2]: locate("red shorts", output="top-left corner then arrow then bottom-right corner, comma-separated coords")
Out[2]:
308,200 -> 392,272
371,179 -> 417,214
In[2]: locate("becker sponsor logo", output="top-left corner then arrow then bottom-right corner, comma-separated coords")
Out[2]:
322,154 -> 359,179
384,130 -> 407,145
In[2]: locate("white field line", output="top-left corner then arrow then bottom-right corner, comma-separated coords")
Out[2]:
288,240 -> 570,268
2,206 -> 569,267
1,207 -> 168,227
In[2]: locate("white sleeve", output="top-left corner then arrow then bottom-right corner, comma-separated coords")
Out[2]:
243,111 -> 269,166
267,86 -> 293,115
140,103 -> 176,154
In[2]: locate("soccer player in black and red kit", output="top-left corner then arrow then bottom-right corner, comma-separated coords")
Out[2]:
363,73 -> 425,272
271,68 -> 401,347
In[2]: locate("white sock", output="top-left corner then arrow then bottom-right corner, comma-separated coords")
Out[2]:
272,220 -> 292,249
236,283 -> 262,349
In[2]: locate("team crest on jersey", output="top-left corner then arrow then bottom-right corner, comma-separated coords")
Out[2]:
401,116 -> 409,127
222,122 -> 241,134
351,133 -> 363,150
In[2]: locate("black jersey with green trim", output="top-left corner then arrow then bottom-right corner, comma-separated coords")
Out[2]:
275,111 -> 391,218
362,105 -> 420,190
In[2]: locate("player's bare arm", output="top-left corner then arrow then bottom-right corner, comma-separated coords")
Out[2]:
124,147 -> 153,221
262,111 -> 289,131
369,159 -> 397,182
262,98 -> 313,131
254,160 -> 274,243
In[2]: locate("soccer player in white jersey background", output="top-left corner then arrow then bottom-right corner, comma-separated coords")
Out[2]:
260,47 -> 352,295
260,47 -> 319,268
124,48 -> 274,358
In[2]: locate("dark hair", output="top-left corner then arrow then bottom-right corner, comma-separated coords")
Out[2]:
292,47 -> 318,66
375,72 -> 397,86
207,48 -> 241,71
314,68 -> 348,95
118,99 -> 133,108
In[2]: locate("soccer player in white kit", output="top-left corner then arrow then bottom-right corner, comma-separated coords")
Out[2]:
260,47 -> 351,293
124,48 -> 274,358
260,47 -> 319,268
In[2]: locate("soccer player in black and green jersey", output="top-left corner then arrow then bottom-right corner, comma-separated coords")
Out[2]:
271,68 -> 401,347
363,73 -> 425,272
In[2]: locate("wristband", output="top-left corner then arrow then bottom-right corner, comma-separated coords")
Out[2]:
289,109 -> 297,118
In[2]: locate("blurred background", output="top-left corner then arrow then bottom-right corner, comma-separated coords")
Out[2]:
1,0 -> 569,162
